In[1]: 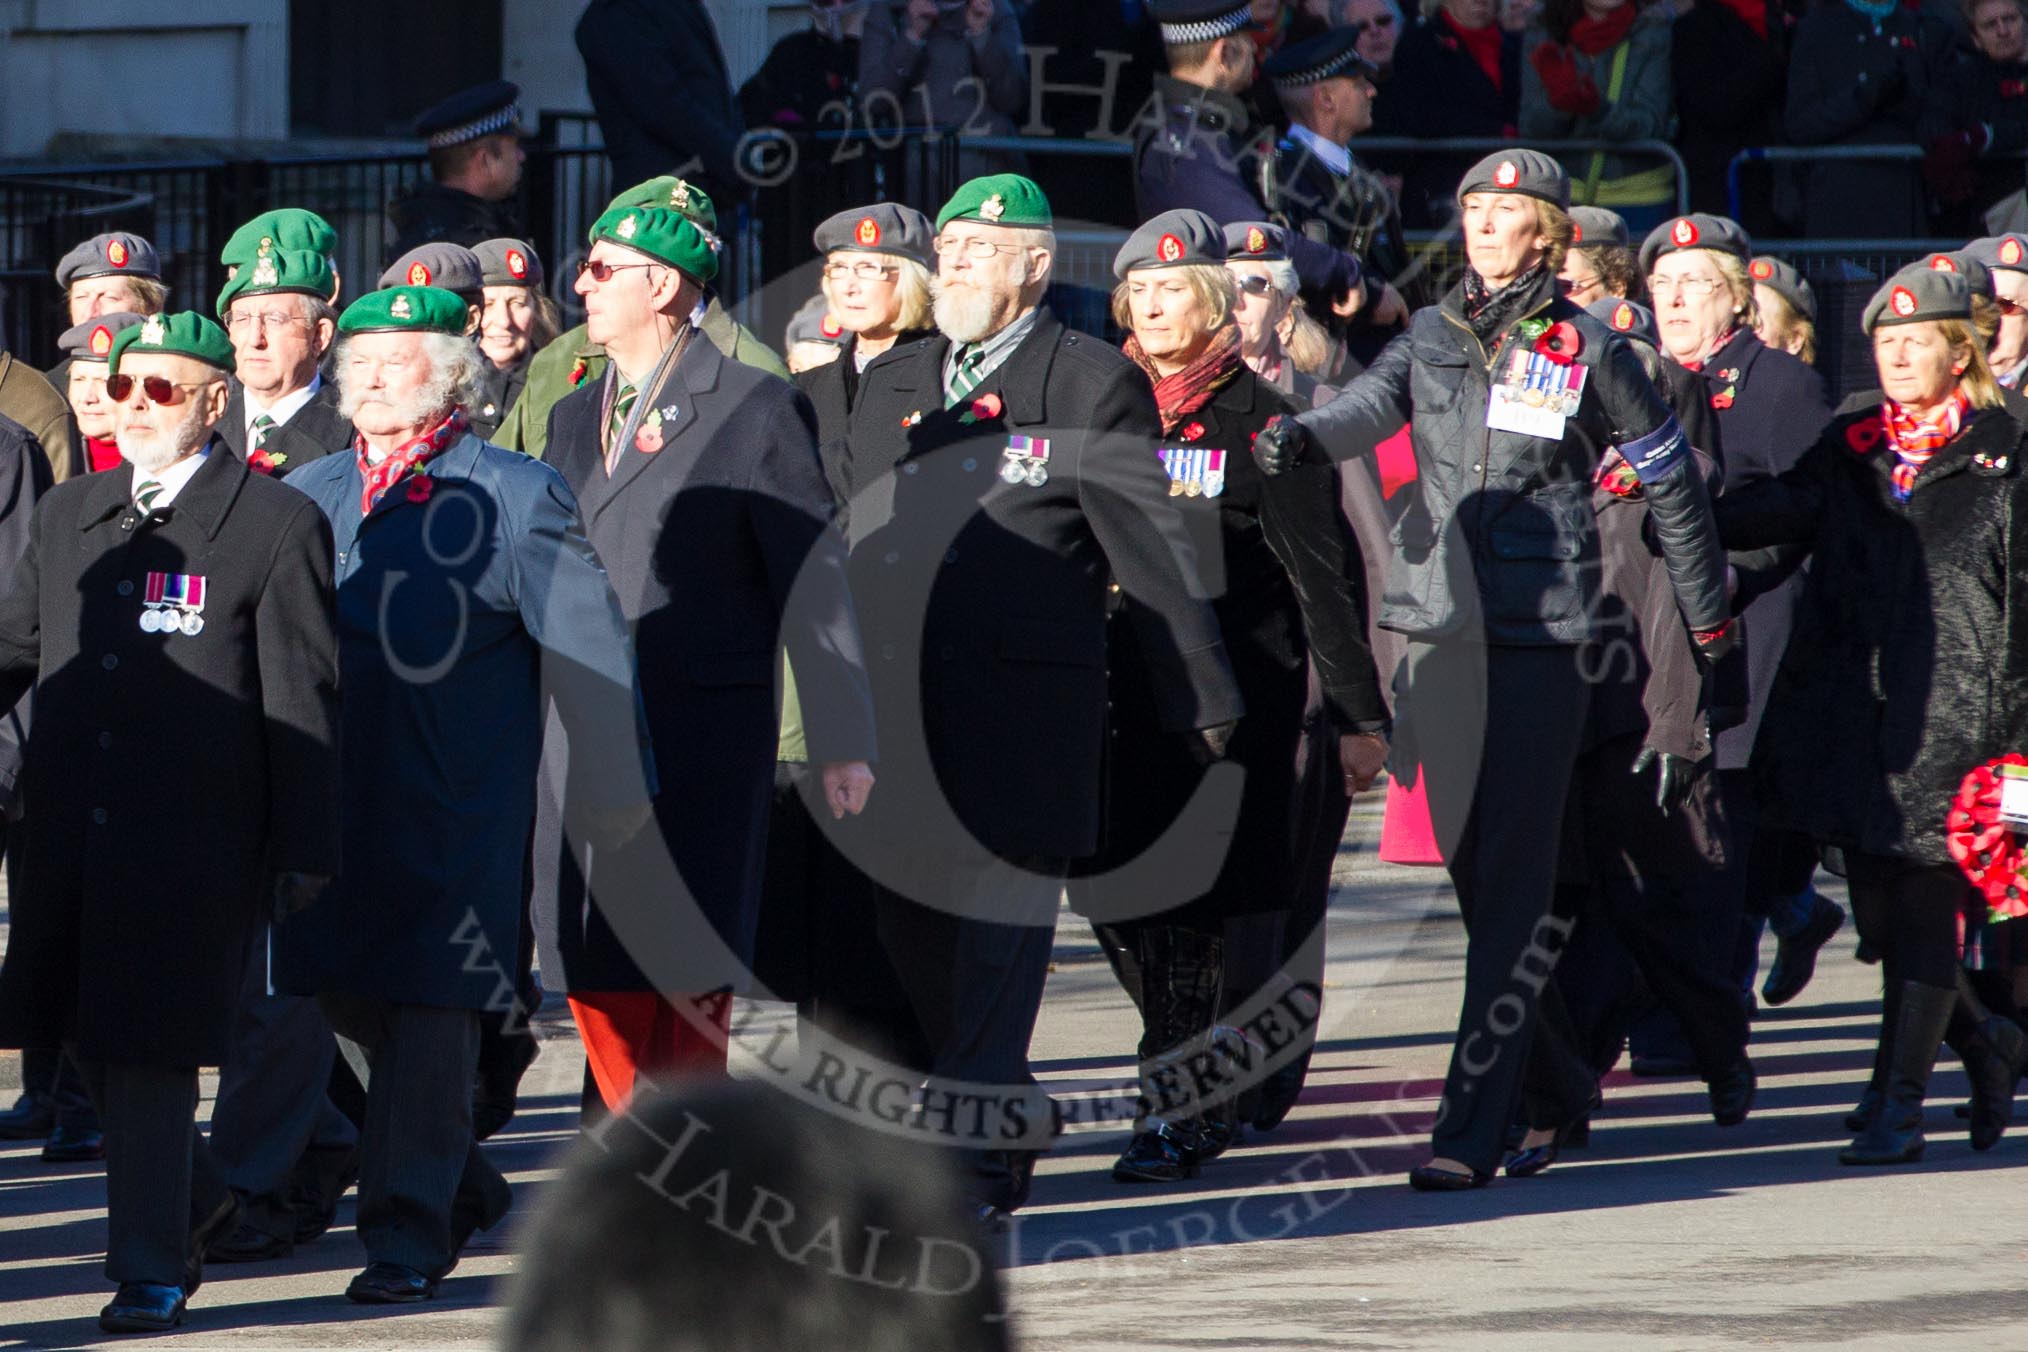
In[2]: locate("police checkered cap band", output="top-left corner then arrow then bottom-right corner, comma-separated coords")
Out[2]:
427,102 -> 522,149
1159,2 -> 1252,44
1272,46 -> 1363,87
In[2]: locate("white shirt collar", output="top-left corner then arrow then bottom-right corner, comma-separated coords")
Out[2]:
245,372 -> 321,442
1288,123 -> 1352,178
134,441 -> 212,510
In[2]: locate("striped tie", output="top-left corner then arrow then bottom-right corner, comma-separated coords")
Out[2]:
251,412 -> 277,452
945,344 -> 986,409
135,479 -> 164,513
605,382 -> 639,474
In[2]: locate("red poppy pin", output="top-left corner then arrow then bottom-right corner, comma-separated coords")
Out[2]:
249,449 -> 288,475
2004,79 -> 2028,99
1179,420 -> 1206,441
568,358 -> 589,388
960,392 -> 1003,425
1533,320 -> 1582,365
1711,387 -> 1736,410
1846,416 -> 1886,455
406,473 -> 434,504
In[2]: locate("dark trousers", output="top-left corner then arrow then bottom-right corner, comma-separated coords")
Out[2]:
1848,856 -> 1965,994
1403,640 -> 1591,1173
209,924 -> 358,1241
319,995 -> 507,1276
70,1055 -> 229,1288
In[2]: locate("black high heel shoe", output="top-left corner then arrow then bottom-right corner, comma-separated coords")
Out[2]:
1505,1116 -> 1588,1178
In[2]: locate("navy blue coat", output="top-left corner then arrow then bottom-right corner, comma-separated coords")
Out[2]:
276,431 -> 651,1010
536,334 -> 876,995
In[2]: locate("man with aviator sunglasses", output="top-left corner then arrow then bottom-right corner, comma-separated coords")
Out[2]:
0,310 -> 343,1334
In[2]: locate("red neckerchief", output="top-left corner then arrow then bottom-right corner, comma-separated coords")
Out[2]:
356,412 -> 466,516
1123,326 -> 1246,434
1881,388 -> 1969,501
1566,2 -> 1638,53
1677,328 -> 1740,373
1443,10 -> 1505,92
85,436 -> 123,473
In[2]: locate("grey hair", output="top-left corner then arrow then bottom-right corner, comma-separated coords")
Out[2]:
334,331 -> 488,425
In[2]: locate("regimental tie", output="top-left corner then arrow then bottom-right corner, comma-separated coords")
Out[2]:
606,381 -> 639,474
251,412 -> 277,453
945,343 -> 986,409
135,479 -> 164,514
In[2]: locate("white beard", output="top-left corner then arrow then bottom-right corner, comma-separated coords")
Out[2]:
932,286 -> 1002,345
117,409 -> 209,475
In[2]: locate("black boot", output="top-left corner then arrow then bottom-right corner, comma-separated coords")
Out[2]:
1943,971 -> 2028,1152
1845,981 -> 1898,1132
1840,981 -> 1954,1166
1112,925 -> 1223,1184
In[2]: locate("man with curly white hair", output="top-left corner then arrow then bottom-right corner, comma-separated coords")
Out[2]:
276,284 -> 653,1306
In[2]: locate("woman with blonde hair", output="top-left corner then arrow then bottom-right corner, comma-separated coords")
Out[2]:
1748,256 -> 1817,367
796,204 -> 937,469
1222,220 -> 1338,406
471,238 -> 562,438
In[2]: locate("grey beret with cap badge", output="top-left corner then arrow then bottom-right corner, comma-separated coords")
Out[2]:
1639,213 -> 1750,272
1113,208 -> 1227,278
813,203 -> 934,269
1455,149 -> 1570,209
1861,262 -> 1974,334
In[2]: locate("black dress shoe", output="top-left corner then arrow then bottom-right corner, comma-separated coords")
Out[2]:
1408,1163 -> 1490,1191
184,1192 -> 243,1297
99,1282 -> 185,1333
206,1221 -> 293,1263
1505,1118 -> 1587,1178
1708,1059 -> 1757,1127
1762,898 -> 1845,1007
346,1261 -> 439,1304
0,1090 -> 54,1141
41,1123 -> 106,1162
1113,1125 -> 1200,1183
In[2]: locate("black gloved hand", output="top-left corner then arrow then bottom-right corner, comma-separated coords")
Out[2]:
271,870 -> 333,923
1692,618 -> 1737,665
1189,720 -> 1238,766
1631,746 -> 1695,815
1251,415 -> 1315,477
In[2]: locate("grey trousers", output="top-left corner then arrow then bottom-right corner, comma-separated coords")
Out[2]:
70,1055 -> 229,1288
319,994 -> 507,1276
209,925 -> 358,1239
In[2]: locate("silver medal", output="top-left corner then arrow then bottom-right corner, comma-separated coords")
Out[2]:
160,610 -> 184,635
180,612 -> 204,636
1025,463 -> 1048,487
139,608 -> 162,633
1000,459 -> 1027,485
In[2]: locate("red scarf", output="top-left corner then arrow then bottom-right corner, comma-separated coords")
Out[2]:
85,436 -> 123,473
1567,2 -> 1638,54
1123,326 -> 1246,434
356,412 -> 466,516
1444,10 -> 1506,92
1881,389 -> 1969,501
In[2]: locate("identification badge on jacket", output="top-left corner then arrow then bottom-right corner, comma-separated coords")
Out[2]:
1486,349 -> 1587,441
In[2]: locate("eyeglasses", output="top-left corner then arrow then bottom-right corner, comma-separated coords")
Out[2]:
1563,274 -> 1603,293
823,260 -> 898,282
1998,296 -> 2026,317
224,308 -> 309,333
576,258 -> 660,283
932,235 -> 1026,260
1231,274 -> 1276,297
107,374 -> 211,405
1648,275 -> 1725,297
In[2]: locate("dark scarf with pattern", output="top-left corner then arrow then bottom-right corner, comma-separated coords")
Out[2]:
1460,261 -> 1552,349
1124,325 -> 1246,434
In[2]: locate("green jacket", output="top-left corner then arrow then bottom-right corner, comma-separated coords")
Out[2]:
492,297 -> 789,460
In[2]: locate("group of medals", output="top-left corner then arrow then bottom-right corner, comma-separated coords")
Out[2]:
138,571 -> 206,635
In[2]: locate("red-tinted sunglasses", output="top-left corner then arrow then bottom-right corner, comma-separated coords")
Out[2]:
106,373 -> 209,405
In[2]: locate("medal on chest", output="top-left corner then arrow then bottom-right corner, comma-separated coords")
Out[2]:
1158,446 -> 1227,498
1486,348 -> 1587,440
139,571 -> 207,636
1000,434 -> 1052,487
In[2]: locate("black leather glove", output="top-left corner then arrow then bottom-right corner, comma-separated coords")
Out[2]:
1691,618 -> 1737,666
1251,415 -> 1315,477
1189,720 -> 1238,765
1630,746 -> 1694,815
271,869 -> 333,923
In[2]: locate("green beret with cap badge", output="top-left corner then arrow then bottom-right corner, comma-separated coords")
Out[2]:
936,174 -> 1053,232
108,310 -> 235,376
339,285 -> 472,336
587,205 -> 720,284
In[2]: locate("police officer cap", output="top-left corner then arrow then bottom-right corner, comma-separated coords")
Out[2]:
1861,263 -> 1974,334
1114,209 -> 1226,277
1586,296 -> 1658,349
221,209 -> 337,268
1263,26 -> 1378,87
340,285 -> 473,336
814,203 -> 934,268
1569,207 -> 1629,250
473,238 -> 545,289
1747,257 -> 1815,322
937,174 -> 1053,232
1147,0 -> 1258,45
379,243 -> 485,303
1964,233 -> 2028,274
58,311 -> 144,363
1223,220 -> 1289,262
607,177 -> 719,236
55,232 -> 160,288
1920,250 -> 1992,299
1456,149 -> 1570,209
415,80 -> 522,148
785,294 -> 849,350
1639,213 -> 1750,271
108,311 -> 234,376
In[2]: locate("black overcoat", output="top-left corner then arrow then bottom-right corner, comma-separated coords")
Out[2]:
536,334 -> 876,993
842,310 -> 1243,881
1720,405 -> 2028,865
219,382 -> 354,479
0,446 -> 341,1065
1074,367 -> 1384,924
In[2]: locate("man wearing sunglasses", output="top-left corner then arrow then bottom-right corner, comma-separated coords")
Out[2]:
0,310 -> 342,1333
536,204 -> 875,1122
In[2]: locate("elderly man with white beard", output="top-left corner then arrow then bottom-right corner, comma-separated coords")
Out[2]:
840,175 -> 1242,1221
0,311 -> 342,1334
275,285 -> 653,1305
